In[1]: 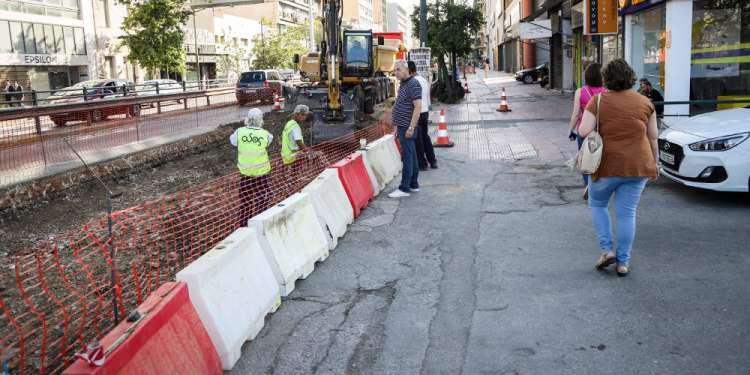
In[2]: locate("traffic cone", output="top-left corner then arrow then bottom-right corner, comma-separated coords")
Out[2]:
496,87 -> 511,112
433,109 -> 454,148
464,82 -> 471,93
273,94 -> 281,111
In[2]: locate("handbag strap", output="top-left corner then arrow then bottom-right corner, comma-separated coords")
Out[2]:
595,94 -> 601,133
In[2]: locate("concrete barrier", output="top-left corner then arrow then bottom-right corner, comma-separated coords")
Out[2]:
364,134 -> 402,189
301,168 -> 354,250
176,228 -> 281,370
64,282 -> 222,375
331,153 -> 373,218
249,192 -> 329,296
355,150 -> 381,196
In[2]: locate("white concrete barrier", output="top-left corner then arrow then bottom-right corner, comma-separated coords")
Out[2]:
249,192 -> 329,296
355,150 -> 381,196
301,168 -> 354,250
365,134 -> 402,188
176,227 -> 281,370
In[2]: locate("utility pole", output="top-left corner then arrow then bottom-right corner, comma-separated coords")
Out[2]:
419,0 -> 427,47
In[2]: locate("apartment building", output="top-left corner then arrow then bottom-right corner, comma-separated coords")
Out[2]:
372,0 -> 387,31
386,1 -> 412,47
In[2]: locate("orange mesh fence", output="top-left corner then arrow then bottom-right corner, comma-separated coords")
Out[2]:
0,89 -> 252,187
0,120 -> 394,374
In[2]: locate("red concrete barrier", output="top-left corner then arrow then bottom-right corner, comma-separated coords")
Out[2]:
331,153 -> 374,218
64,282 -> 222,375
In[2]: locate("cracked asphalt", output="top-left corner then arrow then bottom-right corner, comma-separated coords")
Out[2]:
231,72 -> 750,374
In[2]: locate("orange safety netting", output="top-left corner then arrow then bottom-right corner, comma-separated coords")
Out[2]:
0,119 -> 393,374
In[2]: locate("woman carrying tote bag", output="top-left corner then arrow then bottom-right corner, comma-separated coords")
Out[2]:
577,59 -> 659,277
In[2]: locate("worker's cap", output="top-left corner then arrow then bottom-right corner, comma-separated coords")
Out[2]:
244,108 -> 264,127
293,104 -> 311,115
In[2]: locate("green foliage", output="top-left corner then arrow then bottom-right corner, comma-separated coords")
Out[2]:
217,44 -> 249,79
251,19 -> 310,69
119,0 -> 191,75
410,2 -> 483,61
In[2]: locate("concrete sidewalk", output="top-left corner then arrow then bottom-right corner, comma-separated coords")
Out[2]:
232,71 -> 750,374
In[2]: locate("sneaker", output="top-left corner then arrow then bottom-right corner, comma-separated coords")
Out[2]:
430,163 -> 438,169
411,188 -> 420,192
388,190 -> 410,198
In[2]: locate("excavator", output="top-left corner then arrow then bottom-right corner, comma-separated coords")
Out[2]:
291,0 -> 403,142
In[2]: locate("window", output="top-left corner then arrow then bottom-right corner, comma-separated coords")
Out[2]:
44,24 -> 55,53
689,0 -> 750,114
34,23 -> 46,53
9,22 -> 24,53
97,0 -> 110,27
629,4 -> 666,92
54,25 -> 64,54
0,21 -> 11,53
63,26 -> 75,54
73,27 -> 85,54
23,22 -> 36,54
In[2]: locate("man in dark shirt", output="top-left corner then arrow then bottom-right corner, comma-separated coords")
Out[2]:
638,79 -> 664,117
388,60 -> 422,198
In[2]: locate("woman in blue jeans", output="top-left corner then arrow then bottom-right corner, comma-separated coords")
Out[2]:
577,59 -> 660,277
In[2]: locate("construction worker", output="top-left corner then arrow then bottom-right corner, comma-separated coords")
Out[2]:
230,108 -> 273,226
281,104 -> 310,166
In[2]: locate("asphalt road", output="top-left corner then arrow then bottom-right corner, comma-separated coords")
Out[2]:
231,72 -> 750,374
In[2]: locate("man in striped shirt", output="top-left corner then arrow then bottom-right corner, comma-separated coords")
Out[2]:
388,60 -> 422,198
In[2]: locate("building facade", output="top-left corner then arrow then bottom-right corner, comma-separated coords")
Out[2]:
0,0 -> 97,95
386,1 -> 413,47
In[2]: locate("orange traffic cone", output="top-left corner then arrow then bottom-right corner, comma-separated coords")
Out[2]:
273,94 -> 281,111
496,87 -> 511,112
433,109 -> 454,148
464,82 -> 471,93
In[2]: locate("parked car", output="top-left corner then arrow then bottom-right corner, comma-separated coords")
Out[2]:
48,79 -> 140,127
658,106 -> 750,192
139,79 -> 184,96
235,70 -> 289,106
515,63 -> 548,84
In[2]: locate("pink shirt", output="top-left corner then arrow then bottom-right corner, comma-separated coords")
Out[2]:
576,85 -> 605,131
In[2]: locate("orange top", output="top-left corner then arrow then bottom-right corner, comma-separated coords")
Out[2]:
586,90 -> 658,180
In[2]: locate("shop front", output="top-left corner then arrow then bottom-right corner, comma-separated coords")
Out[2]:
571,0 -> 622,89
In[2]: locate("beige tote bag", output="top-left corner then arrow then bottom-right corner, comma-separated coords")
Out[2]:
576,94 -> 603,174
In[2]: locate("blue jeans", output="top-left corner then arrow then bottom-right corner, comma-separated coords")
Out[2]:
588,177 -> 648,266
575,135 -> 589,185
397,126 -> 419,192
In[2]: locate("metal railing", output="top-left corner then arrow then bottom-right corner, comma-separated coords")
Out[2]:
0,78 -> 235,109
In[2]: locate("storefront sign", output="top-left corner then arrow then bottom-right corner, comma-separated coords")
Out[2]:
617,0 -> 665,15
585,0 -> 618,35
408,48 -> 431,83
520,20 -> 553,40
0,53 -> 88,66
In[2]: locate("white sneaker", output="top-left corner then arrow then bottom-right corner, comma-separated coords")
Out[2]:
388,190 -> 410,198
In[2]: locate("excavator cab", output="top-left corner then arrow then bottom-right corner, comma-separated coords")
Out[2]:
342,30 -> 373,78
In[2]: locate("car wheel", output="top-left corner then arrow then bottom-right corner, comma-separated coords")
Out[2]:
51,117 -> 66,127
91,109 -> 103,123
524,74 -> 534,84
129,104 -> 141,117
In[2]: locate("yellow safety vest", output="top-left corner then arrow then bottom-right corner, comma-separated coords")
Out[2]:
281,119 -> 301,165
236,126 -> 271,177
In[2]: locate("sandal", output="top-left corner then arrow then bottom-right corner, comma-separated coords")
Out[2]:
616,264 -> 629,277
595,252 -> 616,270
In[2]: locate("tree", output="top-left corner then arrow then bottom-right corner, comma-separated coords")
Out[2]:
251,19 -> 310,69
411,1 -> 483,103
217,43 -> 249,80
119,0 -> 191,76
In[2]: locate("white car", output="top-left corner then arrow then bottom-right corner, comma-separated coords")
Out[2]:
139,79 -> 184,96
658,106 -> 749,192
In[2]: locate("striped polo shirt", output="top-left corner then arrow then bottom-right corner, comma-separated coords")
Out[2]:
392,76 -> 422,128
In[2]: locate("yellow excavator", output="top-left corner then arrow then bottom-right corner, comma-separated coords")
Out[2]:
291,0 -> 403,142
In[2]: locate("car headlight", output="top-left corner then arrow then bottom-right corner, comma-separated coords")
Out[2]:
688,132 -> 749,152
